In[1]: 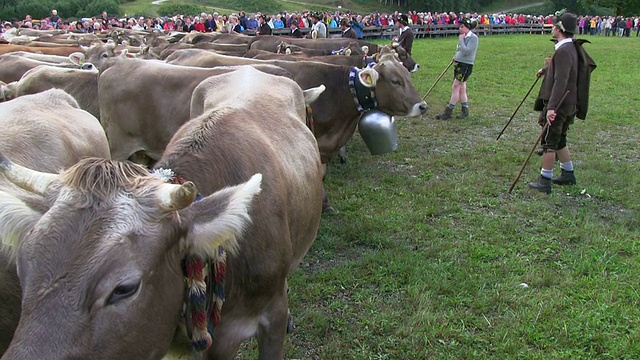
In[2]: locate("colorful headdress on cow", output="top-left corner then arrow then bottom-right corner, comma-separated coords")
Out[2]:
552,9 -> 578,34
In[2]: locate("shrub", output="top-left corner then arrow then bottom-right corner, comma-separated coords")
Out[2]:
157,3 -> 205,17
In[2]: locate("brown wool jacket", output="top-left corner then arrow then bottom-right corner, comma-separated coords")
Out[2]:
537,40 -> 578,115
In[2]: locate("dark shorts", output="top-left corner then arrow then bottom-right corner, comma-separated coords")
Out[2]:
454,62 -> 473,82
538,104 -> 577,151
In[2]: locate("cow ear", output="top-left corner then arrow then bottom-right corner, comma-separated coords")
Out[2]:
121,49 -> 135,59
361,45 -> 369,55
358,68 -> 379,88
0,191 -> 45,254
182,174 -> 262,258
68,52 -> 86,65
303,85 -> 325,105
344,48 -> 352,56
0,81 -> 17,101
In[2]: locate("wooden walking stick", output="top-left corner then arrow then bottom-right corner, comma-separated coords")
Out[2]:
422,60 -> 453,101
496,76 -> 541,140
507,90 -> 569,194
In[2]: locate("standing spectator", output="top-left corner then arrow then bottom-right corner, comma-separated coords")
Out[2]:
182,17 -> 195,32
132,17 -> 145,30
350,15 -> 364,39
308,12 -> 327,38
50,9 -> 60,28
528,11 -> 581,193
256,15 -> 272,35
392,14 -> 414,54
435,18 -> 479,120
329,15 -> 338,28
2,22 -> 15,40
617,17 -> 625,36
272,14 -> 284,29
229,15 -> 243,33
163,18 -> 175,31
194,17 -> 205,32
204,14 -> 216,32
239,11 -> 248,30
340,17 -> 358,38
289,20 -> 303,38
246,13 -> 258,31
603,16 -> 612,36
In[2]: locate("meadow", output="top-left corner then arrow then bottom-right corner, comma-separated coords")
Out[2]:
235,34 -> 640,359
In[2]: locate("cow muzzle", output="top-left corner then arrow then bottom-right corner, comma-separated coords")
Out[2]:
411,64 -> 420,73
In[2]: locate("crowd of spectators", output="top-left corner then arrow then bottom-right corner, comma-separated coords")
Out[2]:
2,8 -> 640,40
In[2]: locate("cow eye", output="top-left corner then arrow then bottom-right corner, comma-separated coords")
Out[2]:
107,281 -> 140,305
101,53 -> 109,59
391,79 -> 402,86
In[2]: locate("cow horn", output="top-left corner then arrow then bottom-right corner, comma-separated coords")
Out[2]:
156,182 -> 198,211
0,153 -> 58,195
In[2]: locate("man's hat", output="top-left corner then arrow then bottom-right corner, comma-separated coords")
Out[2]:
398,14 -> 409,25
309,11 -> 323,20
459,18 -> 477,30
552,9 -> 577,34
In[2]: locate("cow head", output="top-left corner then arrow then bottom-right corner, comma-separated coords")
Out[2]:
0,155 -> 262,359
362,46 -> 427,117
391,44 -> 419,73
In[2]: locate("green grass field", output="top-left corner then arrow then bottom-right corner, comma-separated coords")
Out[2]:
232,34 -> 640,359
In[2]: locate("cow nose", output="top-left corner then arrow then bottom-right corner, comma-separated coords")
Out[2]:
419,101 -> 428,113
411,64 -> 420,73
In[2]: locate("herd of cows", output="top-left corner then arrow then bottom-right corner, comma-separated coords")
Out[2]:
0,28 -> 427,359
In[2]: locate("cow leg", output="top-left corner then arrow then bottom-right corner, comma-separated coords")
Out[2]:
321,164 -> 336,213
256,289 -> 289,360
0,251 -> 21,355
338,145 -> 347,163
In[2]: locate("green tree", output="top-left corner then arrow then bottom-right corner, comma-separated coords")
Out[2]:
0,0 -> 18,20
16,0 -> 53,19
81,0 -> 121,18
157,3 -> 205,17
579,0 -> 640,15
228,0 -> 279,13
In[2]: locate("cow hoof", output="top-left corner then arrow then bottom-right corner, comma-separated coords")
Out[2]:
287,314 -> 295,334
322,206 -> 338,214
338,156 -> 347,164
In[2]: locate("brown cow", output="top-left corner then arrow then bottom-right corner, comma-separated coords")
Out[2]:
98,57 -> 293,164
249,35 -> 419,72
164,46 -> 427,210
0,43 -> 84,56
0,52 -> 89,83
0,65 -> 99,118
0,66 -> 323,359
0,89 -> 110,355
